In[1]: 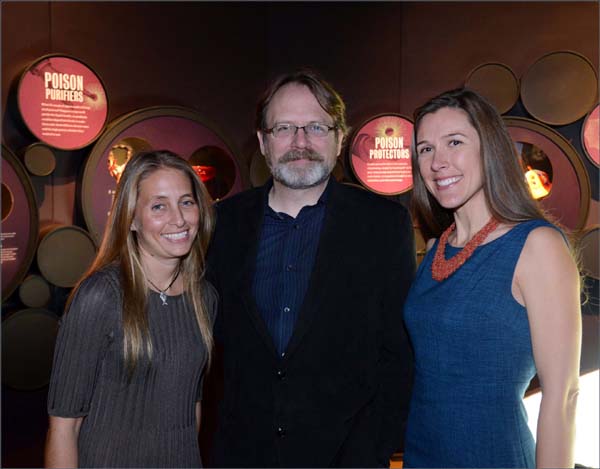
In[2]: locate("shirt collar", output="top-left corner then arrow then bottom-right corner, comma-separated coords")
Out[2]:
263,177 -> 333,218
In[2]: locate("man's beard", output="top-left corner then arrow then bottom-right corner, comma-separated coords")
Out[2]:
266,149 -> 335,189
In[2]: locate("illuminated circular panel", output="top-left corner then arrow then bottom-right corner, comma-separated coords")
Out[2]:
520,51 -> 598,126
582,104 -> 599,167
504,117 -> 590,231
465,63 -> 519,114
81,106 -> 243,243
17,55 -> 108,150
1,145 -> 39,301
349,114 -> 414,195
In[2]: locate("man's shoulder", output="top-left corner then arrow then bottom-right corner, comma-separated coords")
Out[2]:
214,186 -> 264,215
334,182 -> 409,217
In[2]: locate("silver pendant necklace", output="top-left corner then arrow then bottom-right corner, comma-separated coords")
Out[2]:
147,265 -> 180,306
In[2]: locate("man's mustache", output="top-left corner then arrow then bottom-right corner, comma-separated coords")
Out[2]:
280,150 -> 324,163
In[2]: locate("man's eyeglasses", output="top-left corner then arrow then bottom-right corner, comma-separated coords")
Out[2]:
263,122 -> 337,139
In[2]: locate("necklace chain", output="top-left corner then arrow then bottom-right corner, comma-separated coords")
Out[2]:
147,264 -> 181,306
431,218 -> 499,282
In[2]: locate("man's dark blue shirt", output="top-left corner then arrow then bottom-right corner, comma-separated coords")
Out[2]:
252,181 -> 329,356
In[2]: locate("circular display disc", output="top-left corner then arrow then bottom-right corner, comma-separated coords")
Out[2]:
2,308 -> 59,390
81,106 -> 243,243
37,225 -> 97,288
504,117 -> 591,231
17,54 -> 109,150
520,51 -> 598,126
1,145 -> 39,301
582,104 -> 599,167
349,114 -> 414,195
465,62 -> 519,114
18,275 -> 52,308
23,142 -> 57,176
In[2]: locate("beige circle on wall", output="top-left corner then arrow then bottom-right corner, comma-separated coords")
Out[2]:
520,51 -> 598,125
18,275 -> 52,308
23,143 -> 56,176
465,62 -> 519,114
37,225 -> 97,287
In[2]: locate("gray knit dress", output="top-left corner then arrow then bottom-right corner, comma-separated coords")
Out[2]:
48,265 -> 217,468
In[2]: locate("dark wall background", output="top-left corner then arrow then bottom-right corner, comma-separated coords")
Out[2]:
2,1 -> 599,223
2,2 -> 598,467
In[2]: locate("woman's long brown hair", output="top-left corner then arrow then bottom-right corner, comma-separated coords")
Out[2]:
67,150 -> 215,371
410,88 -> 546,241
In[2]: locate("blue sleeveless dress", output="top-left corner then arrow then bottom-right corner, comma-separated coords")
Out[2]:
403,220 -> 555,468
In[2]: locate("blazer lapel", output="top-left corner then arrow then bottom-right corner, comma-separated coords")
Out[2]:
284,180 -> 351,360
234,183 -> 279,358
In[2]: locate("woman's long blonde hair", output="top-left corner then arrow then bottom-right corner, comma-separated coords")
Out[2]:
69,150 -> 215,370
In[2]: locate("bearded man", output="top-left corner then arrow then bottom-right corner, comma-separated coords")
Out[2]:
206,70 -> 416,468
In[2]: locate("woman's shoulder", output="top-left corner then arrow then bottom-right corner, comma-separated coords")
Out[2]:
516,217 -> 560,232
522,222 -> 569,252
79,263 -> 122,297
516,219 -> 575,275
68,264 -> 122,318
514,220 -> 579,304
425,237 -> 437,252
62,264 -> 122,331
486,218 -> 564,249
513,219 -> 567,248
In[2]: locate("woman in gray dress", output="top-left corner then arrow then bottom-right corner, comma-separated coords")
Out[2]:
45,150 -> 216,468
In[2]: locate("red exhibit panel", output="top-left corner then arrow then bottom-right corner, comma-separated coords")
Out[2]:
349,114 -> 414,195
18,55 -> 108,150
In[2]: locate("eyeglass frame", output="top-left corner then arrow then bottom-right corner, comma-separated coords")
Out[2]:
262,122 -> 338,139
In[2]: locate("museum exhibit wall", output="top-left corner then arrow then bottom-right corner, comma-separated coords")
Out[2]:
1,2 -> 598,467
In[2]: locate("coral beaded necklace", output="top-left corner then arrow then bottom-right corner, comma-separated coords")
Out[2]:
431,217 -> 499,281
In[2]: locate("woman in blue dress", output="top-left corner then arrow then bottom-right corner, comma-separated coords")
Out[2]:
403,88 -> 581,468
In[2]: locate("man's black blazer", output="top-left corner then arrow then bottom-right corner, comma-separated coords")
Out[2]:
206,179 -> 416,468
